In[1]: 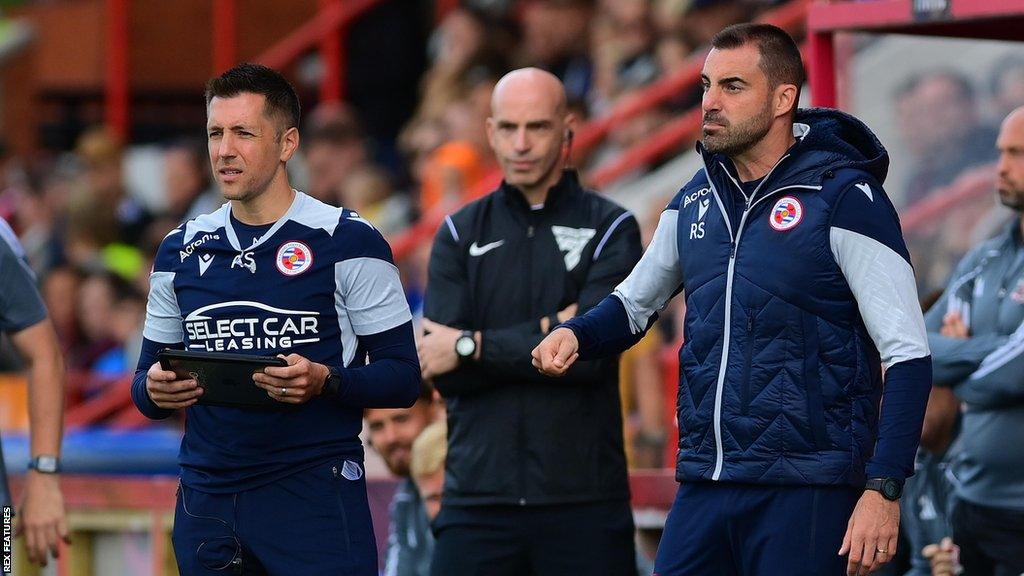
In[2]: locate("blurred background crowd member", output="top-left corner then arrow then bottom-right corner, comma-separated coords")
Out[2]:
367,384 -> 439,576
302,103 -> 370,204
72,127 -> 153,246
896,70 -> 998,207
410,420 -> 447,522
161,138 -> 220,223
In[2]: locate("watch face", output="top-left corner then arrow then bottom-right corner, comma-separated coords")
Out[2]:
33,456 -> 59,473
455,336 -> 476,357
882,479 -> 901,500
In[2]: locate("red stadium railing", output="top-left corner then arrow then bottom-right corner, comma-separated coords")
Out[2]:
900,164 -> 995,234
255,0 -> 384,104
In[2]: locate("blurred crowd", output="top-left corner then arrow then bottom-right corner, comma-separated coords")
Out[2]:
896,57 -> 1024,296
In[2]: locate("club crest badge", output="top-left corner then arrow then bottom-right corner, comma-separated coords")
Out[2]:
769,196 -> 803,231
276,241 -> 313,276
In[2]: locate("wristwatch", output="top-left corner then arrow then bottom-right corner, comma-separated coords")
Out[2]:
455,330 -> 477,363
28,455 -> 61,474
865,477 -> 903,501
322,366 -> 343,396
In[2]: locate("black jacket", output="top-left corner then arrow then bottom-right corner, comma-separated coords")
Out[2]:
425,171 -> 642,506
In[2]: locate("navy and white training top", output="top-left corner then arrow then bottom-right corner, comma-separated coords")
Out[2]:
132,191 -> 420,493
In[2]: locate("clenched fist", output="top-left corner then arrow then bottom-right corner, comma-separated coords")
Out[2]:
531,327 -> 580,376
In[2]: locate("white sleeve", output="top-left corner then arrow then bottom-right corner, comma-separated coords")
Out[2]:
143,271 -> 184,343
335,257 -> 413,336
612,209 -> 682,334
830,227 -> 929,367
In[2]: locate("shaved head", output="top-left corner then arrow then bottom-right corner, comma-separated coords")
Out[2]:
491,68 -> 567,117
487,67 -> 575,201
997,105 -> 1024,211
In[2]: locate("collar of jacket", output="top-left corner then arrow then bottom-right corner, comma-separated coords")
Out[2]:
695,107 -> 890,194
498,169 -> 582,213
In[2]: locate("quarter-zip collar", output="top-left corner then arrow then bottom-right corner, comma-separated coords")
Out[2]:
498,169 -> 583,215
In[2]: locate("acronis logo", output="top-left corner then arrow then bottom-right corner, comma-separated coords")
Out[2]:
179,234 -> 220,262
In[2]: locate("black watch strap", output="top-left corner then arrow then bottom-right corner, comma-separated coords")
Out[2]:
323,366 -> 343,396
865,477 -> 903,501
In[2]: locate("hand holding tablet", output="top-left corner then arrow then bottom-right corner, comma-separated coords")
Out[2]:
157,349 -> 290,410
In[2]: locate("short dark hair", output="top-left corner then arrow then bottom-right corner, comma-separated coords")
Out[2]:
205,63 -> 301,131
711,23 -> 805,102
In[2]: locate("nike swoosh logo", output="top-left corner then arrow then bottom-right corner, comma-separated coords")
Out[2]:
698,198 -> 710,221
469,240 -> 505,257
199,254 -> 215,276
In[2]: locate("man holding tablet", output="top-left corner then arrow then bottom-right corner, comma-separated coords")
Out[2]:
132,63 -> 420,575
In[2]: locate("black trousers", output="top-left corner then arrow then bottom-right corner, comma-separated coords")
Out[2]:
951,497 -> 1024,576
430,500 -> 637,576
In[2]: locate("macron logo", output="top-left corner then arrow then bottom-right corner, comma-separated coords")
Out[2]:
198,253 -> 214,276
697,198 -> 711,221
469,240 -> 504,257
855,182 -> 874,202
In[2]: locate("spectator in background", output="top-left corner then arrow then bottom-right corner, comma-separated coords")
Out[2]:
679,0 -> 755,50
400,8 -> 511,207
41,266 -> 81,356
11,174 -> 62,277
92,273 -> 146,379
366,384 -> 438,576
339,166 -> 412,235
896,70 -> 998,206
590,0 -> 657,113
73,126 -> 153,245
990,56 -> 1024,121
163,139 -> 220,223
519,0 -> 594,105
418,63 -> 499,214
73,271 -> 120,374
925,106 -> 1024,575
409,420 -> 447,522
302,104 -> 369,204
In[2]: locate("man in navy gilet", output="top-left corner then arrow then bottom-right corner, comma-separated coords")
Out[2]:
534,24 -> 932,576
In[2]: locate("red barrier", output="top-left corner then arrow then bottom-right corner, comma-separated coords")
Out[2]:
256,0 -> 382,71
64,377 -> 133,429
899,164 -> 995,234
104,0 -> 130,138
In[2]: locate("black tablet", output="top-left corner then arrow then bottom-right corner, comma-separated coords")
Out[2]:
158,349 -> 290,410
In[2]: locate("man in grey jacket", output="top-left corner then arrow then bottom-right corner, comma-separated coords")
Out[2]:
926,105 -> 1024,575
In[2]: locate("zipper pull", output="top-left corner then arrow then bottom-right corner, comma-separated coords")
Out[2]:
747,316 -> 753,330
730,242 -> 737,258
527,225 -> 535,238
